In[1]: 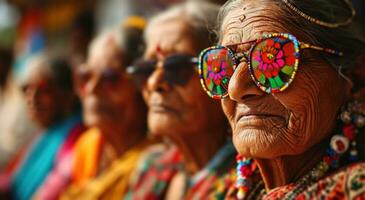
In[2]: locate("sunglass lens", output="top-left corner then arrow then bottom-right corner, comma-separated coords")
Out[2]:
127,60 -> 156,87
101,69 -> 122,87
199,47 -> 234,99
250,36 -> 299,93
164,54 -> 196,86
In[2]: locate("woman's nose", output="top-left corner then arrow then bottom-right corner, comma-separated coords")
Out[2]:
25,87 -> 38,106
228,62 -> 263,102
145,63 -> 172,93
85,75 -> 103,95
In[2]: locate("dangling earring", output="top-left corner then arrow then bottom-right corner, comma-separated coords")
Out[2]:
330,101 -> 365,164
236,155 -> 256,200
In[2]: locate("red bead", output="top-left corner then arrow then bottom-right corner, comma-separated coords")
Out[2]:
242,186 -> 249,192
343,124 -> 355,140
240,166 -> 253,176
324,156 -> 332,164
336,140 -> 345,151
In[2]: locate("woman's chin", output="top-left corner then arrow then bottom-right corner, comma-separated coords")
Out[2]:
232,128 -> 287,159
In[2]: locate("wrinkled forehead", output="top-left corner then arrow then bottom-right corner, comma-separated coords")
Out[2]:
220,2 -> 287,46
87,39 -> 124,71
144,19 -> 197,59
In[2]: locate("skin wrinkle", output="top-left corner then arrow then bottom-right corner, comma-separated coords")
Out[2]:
219,0 -> 353,189
221,4 -> 283,29
274,67 -> 328,152
143,19 -> 228,180
224,4 -> 337,154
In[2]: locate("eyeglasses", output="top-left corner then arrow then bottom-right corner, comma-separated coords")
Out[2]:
74,67 -> 126,93
126,54 -> 198,87
21,81 -> 54,96
198,33 -> 343,99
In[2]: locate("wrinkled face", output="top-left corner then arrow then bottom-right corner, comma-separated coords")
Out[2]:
22,72 -> 68,128
142,19 -> 225,138
76,37 -> 137,128
220,2 -> 350,158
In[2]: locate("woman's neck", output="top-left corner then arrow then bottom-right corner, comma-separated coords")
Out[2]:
100,98 -> 147,158
255,140 -> 328,190
100,123 -> 145,157
170,128 -> 227,175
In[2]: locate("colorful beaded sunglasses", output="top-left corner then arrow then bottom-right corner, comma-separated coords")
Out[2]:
198,33 -> 343,99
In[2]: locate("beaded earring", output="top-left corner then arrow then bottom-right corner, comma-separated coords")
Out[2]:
331,101 -> 365,163
236,155 -> 256,200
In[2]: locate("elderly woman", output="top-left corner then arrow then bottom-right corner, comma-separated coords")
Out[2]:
60,17 -> 152,200
197,0 -> 365,199
0,54 -> 83,200
0,49 -> 38,169
125,2 -> 236,199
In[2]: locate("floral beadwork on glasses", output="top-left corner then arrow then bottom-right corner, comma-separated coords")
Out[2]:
198,33 -> 343,99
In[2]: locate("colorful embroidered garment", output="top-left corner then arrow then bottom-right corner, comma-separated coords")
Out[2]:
60,139 -> 152,200
125,141 -> 236,200
185,142 -> 236,200
10,115 -> 82,200
125,144 -> 182,200
262,162 -> 365,200
225,162 -> 365,199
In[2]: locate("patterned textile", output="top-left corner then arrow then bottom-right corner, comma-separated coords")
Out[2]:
125,144 -> 182,200
60,139 -> 153,200
225,162 -> 365,199
262,162 -> 365,200
185,142 -> 236,200
125,141 -> 236,200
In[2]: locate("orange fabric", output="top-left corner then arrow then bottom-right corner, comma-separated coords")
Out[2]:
71,128 -> 103,186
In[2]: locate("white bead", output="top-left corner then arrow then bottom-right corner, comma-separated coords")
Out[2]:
237,190 -> 245,200
330,135 -> 349,154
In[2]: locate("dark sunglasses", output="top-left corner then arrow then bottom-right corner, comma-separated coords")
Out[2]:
74,67 -> 126,93
21,81 -> 53,95
198,33 -> 343,99
126,54 -> 198,87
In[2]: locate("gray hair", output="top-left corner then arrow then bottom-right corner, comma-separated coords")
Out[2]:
145,1 -> 221,50
88,25 -> 144,66
21,53 -> 73,90
218,0 -> 365,72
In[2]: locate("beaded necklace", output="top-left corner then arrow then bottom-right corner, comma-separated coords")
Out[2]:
235,101 -> 365,200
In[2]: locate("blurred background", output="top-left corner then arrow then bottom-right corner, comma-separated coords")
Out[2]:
0,0 -> 363,76
0,0 -> 230,170
0,0 -> 364,168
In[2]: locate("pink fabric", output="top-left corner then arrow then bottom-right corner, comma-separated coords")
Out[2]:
34,123 -> 85,200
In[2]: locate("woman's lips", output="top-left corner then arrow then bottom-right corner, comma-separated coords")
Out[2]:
149,103 -> 179,114
235,113 -> 287,127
